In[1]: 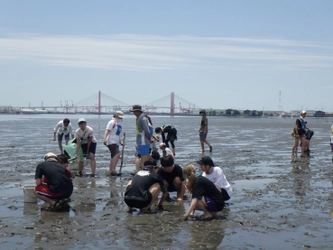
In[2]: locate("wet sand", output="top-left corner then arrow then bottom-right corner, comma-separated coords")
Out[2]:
1,114 -> 333,249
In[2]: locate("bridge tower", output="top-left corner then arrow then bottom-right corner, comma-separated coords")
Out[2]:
98,90 -> 101,115
170,92 -> 175,115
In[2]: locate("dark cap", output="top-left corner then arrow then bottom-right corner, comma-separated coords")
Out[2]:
199,109 -> 206,114
130,104 -> 144,112
196,156 -> 214,166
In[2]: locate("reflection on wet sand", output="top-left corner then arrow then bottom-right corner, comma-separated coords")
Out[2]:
72,178 -> 97,215
292,158 -> 311,199
187,222 -> 225,250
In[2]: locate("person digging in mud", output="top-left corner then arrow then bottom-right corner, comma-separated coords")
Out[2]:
34,152 -> 73,211
182,163 -> 225,221
124,160 -> 168,213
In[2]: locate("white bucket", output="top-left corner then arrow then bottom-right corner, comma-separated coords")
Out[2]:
23,185 -> 38,203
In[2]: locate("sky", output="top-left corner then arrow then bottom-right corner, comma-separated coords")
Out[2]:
0,1 -> 333,112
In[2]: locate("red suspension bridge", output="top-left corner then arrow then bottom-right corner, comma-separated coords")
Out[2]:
19,91 -> 200,115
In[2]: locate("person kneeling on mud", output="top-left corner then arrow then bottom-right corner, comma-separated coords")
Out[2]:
34,152 -> 73,211
124,160 -> 168,213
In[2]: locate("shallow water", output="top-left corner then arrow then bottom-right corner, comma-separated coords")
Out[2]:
1,114 -> 333,249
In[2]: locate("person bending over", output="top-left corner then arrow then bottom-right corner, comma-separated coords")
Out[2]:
124,160 -> 168,213
34,152 -> 73,211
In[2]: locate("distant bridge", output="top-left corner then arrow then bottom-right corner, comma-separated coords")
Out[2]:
17,91 -> 201,115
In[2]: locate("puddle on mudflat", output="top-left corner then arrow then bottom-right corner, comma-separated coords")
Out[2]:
233,178 -> 276,190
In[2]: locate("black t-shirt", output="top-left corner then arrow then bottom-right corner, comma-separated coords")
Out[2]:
192,176 -> 225,211
157,164 -> 185,186
295,118 -> 306,135
35,161 -> 73,196
125,170 -> 167,201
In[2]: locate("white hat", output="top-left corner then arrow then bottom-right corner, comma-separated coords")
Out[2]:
44,152 -> 59,161
78,118 -> 86,123
159,142 -> 166,148
300,110 -> 307,114
153,134 -> 160,142
114,111 -> 124,119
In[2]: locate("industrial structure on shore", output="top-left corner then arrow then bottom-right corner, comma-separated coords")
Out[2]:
1,91 -> 332,117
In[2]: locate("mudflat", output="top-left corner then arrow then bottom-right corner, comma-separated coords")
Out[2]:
1,114 -> 333,249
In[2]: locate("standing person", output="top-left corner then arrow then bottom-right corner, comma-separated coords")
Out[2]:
304,128 -> 314,156
124,160 -> 168,213
292,111 -> 308,158
130,105 -> 151,173
196,156 -> 232,201
103,111 -> 124,176
157,155 -> 186,204
34,152 -> 73,211
146,114 -> 154,138
198,109 -> 213,153
182,164 -> 225,221
75,118 -> 97,177
53,118 -> 74,154
155,125 -> 178,155
331,124 -> 333,152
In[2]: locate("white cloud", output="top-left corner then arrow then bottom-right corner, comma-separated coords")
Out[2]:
0,33 -> 332,71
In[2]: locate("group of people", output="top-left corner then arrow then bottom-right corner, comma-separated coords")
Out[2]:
124,155 -> 232,220
34,104 -> 225,217
291,110 -> 314,158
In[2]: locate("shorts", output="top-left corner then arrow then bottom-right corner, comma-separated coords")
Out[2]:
297,128 -> 306,137
107,144 -> 120,158
166,182 -> 177,192
137,145 -> 150,155
221,189 -> 230,201
58,133 -> 70,142
199,132 -> 207,140
79,142 -> 97,161
204,196 -> 218,212
35,184 -> 71,200
166,134 -> 176,142
124,192 -> 152,209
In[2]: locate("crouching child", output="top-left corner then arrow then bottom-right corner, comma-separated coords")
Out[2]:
34,152 -> 73,211
124,160 -> 168,213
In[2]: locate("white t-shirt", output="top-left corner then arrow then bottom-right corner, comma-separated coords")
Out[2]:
75,126 -> 96,144
54,120 -> 73,135
202,166 -> 233,197
160,147 -> 173,157
105,119 -> 122,145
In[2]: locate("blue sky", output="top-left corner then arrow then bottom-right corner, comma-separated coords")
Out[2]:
1,1 -> 332,112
